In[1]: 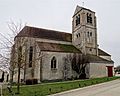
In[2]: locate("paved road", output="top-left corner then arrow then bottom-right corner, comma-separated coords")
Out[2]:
49,79 -> 120,96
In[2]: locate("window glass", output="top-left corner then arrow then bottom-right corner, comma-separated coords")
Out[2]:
76,14 -> 80,26
87,13 -> 92,24
29,46 -> 33,67
90,32 -> 92,36
51,56 -> 57,69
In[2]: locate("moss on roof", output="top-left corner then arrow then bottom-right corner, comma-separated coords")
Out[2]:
37,42 -> 81,53
86,54 -> 114,63
59,44 -> 81,53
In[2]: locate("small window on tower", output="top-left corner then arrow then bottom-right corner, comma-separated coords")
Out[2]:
87,13 -> 92,24
76,33 -> 80,38
78,33 -> 80,37
90,32 -> 92,36
76,34 -> 78,38
76,14 -> 80,26
90,48 -> 92,51
87,32 -> 89,37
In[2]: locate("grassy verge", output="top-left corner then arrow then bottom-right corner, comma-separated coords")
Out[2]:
3,76 -> 120,96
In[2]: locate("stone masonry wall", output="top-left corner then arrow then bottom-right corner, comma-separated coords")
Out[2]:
89,63 -> 114,78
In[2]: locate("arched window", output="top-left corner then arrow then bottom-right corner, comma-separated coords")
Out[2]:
76,33 -> 80,38
76,34 -> 78,38
78,33 -> 80,37
29,46 -> 33,67
87,32 -> 89,37
87,13 -> 92,24
90,32 -> 92,36
76,14 -> 80,26
51,56 -> 57,69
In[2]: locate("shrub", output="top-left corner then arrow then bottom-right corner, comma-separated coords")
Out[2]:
26,79 -> 32,85
42,79 -> 63,83
26,79 -> 38,85
33,79 -> 38,84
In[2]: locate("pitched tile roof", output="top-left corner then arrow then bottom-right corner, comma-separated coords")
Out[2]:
98,49 -> 111,56
16,26 -> 72,42
36,42 -> 113,63
86,54 -> 114,63
37,42 -> 81,53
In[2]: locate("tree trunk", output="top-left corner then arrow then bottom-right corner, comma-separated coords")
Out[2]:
17,65 -> 20,94
40,58 -> 42,81
23,63 -> 26,83
10,70 -> 14,84
17,46 -> 22,94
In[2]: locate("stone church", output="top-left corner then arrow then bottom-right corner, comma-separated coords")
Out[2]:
11,5 -> 114,83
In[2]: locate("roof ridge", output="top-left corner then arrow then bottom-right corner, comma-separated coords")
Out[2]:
37,42 -> 81,53
86,54 -> 114,63
25,26 -> 71,35
15,26 -> 72,42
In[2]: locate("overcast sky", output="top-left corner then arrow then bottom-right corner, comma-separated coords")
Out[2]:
0,0 -> 120,66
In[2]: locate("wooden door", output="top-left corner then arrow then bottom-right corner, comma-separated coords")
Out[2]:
107,66 -> 113,77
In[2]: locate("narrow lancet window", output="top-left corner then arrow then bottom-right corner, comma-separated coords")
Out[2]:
76,14 -> 80,26
29,46 -> 33,67
51,56 -> 57,69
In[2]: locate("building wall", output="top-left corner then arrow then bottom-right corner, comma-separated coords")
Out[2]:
12,36 -> 114,82
35,51 -> 78,82
13,68 -> 24,82
89,63 -> 114,78
12,36 -> 72,81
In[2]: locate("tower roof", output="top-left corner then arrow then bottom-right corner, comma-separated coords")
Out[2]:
73,5 -> 95,17
73,5 -> 82,17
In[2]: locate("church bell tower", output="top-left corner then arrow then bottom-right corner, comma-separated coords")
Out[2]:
72,5 -> 98,55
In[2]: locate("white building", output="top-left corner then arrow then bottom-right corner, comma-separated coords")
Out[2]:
11,5 -> 114,83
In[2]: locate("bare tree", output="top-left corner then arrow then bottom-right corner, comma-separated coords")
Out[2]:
62,53 -> 89,79
0,20 -> 24,69
0,20 -> 46,94
72,54 -> 89,79
0,20 -> 25,94
13,36 -> 47,93
115,65 -> 120,74
62,54 -> 73,80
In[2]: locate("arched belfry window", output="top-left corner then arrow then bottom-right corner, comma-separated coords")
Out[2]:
51,56 -> 57,69
76,14 -> 80,26
87,13 -> 92,24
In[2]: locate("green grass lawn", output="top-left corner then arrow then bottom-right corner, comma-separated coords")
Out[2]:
3,77 -> 120,96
